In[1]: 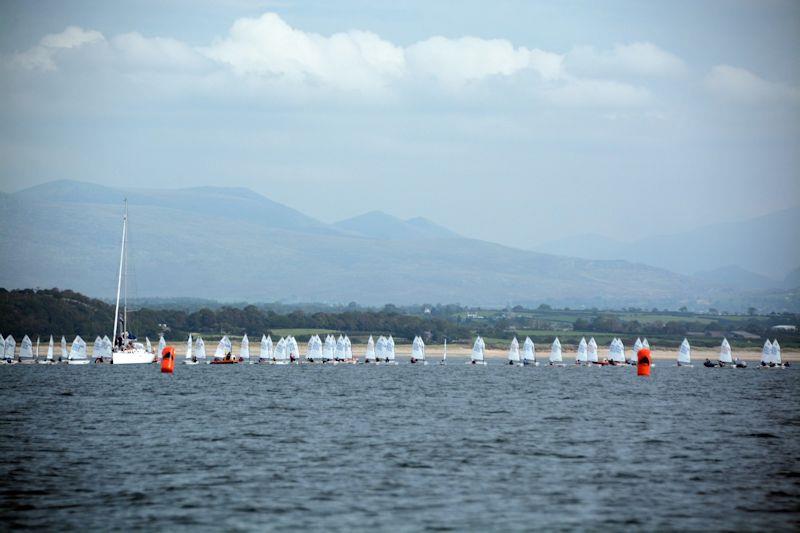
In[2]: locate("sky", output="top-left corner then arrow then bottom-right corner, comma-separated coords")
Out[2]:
0,0 -> 798,249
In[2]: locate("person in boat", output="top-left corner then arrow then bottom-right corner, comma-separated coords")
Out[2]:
704,358 -> 715,368
115,336 -> 123,349
191,354 -> 197,363
410,357 -> 417,364
471,360 -> 477,365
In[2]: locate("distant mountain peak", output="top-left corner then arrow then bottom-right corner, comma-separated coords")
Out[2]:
334,211 -> 458,240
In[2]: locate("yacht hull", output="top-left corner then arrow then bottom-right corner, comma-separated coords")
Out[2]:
113,351 -> 155,365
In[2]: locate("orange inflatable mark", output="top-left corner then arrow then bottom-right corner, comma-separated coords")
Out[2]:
161,346 -> 175,374
637,348 -> 651,376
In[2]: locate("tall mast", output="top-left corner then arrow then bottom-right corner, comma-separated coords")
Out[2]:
112,199 -> 127,346
123,200 -> 128,334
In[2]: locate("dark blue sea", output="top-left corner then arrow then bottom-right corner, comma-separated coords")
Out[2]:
2,362 -> 798,531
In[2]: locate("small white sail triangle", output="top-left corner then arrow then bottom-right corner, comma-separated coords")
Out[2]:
576,337 -> 588,363
412,336 -> 426,361
4,335 -> 15,360
240,334 -> 250,360
550,337 -> 562,363
47,335 -> 54,360
146,337 -> 153,354
719,338 -> 732,364
61,336 -> 68,361
587,337 -> 598,363
471,336 -> 485,362
195,336 -> 207,360
508,337 -> 520,363
677,338 -> 691,365
70,336 -> 87,360
20,335 -> 33,360
761,339 -> 772,364
387,336 -> 396,361
365,335 -> 376,361
771,340 -> 782,365
260,335 -> 273,361
186,334 -> 193,360
522,337 -> 536,363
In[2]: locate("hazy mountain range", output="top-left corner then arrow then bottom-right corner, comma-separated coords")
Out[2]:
0,180 -> 797,311
535,207 -> 800,287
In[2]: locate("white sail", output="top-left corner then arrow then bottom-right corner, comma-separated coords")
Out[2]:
185,334 -> 193,359
323,335 -> 335,361
387,336 -> 396,361
761,339 -> 772,364
4,335 -> 15,359
677,338 -> 691,364
365,335 -> 376,361
642,338 -> 650,350
20,335 -> 33,360
102,336 -> 112,358
214,336 -> 230,358
334,335 -> 345,360
307,335 -> 322,360
771,340 -> 782,365
613,338 -> 627,363
412,336 -> 426,360
522,337 -> 536,362
587,337 -> 598,363
344,336 -> 353,360
288,336 -> 300,360
146,337 -> 153,353
70,335 -> 87,360
157,335 -> 166,358
274,337 -> 288,361
240,334 -> 250,360
719,338 -> 733,364
0,334 -> 4,358
550,337 -> 563,363
471,336 -> 485,362
47,335 -> 54,360
631,338 -> 643,362
508,337 -> 521,362
375,336 -> 387,360
576,337 -> 588,363
260,335 -> 273,360
92,336 -> 103,359
61,336 -> 68,361
195,336 -> 207,360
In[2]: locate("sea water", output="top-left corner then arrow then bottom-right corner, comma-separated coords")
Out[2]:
1,363 -> 798,530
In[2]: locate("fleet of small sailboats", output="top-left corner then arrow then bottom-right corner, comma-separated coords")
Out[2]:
0,328 -> 793,368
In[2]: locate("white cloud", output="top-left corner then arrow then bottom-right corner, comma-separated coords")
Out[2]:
13,26 -> 104,71
405,36 -> 563,89
567,42 -> 686,79
201,12 -> 405,92
703,65 -> 800,104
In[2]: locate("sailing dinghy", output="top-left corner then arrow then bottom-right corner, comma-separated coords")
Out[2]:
307,335 -> 322,363
761,339 -> 785,368
629,338 -> 642,365
508,337 -> 521,366
92,336 -> 105,363
3,335 -> 15,363
68,335 -> 90,365
469,336 -> 487,365
19,335 -> 34,364
364,335 -> 376,363
193,336 -> 207,364
183,334 -> 199,364
587,337 -> 600,365
386,336 -> 398,364
240,334 -> 250,363
38,335 -> 55,364
677,338 -> 692,367
576,337 -> 588,366
411,336 -> 427,364
522,337 -> 538,366
211,335 -> 237,364
718,338 -> 734,368
440,339 -> 447,365
549,337 -> 565,366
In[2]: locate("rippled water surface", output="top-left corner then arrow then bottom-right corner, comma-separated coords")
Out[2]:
2,362 -> 799,531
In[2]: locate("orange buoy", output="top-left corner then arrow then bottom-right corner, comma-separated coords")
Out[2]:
637,348 -> 651,376
161,346 -> 175,373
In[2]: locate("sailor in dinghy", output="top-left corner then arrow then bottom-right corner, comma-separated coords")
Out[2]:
677,338 -> 692,367
183,334 -> 197,364
575,337 -> 588,366
3,335 -> 16,364
259,335 -> 273,364
508,337 -> 521,366
549,337 -> 565,366
364,335 -> 376,364
38,335 -> 55,364
210,335 -> 238,364
440,338 -> 447,365
19,335 -> 35,364
522,337 -> 538,366
469,336 -> 487,365
410,336 -> 427,364
68,335 -> 90,365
